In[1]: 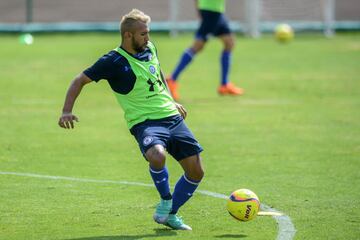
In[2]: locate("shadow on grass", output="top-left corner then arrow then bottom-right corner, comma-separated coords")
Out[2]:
65,228 -> 177,240
215,234 -> 247,238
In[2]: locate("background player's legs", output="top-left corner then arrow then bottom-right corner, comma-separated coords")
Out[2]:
217,34 -> 244,95
171,40 -> 206,82
219,34 -> 234,85
167,39 -> 206,101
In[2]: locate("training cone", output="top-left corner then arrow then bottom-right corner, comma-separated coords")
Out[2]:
19,33 -> 34,45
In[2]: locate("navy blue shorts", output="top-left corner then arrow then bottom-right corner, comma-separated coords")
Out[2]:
130,115 -> 203,161
196,9 -> 232,41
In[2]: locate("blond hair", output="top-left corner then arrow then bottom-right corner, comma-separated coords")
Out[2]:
120,9 -> 151,36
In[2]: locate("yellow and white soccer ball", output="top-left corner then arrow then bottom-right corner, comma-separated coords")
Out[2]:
275,23 -> 294,43
227,189 -> 260,221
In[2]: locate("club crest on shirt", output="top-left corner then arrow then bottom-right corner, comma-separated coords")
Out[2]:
149,65 -> 156,75
143,136 -> 153,146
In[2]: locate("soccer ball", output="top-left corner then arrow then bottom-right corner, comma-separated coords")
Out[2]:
275,24 -> 294,43
227,189 -> 260,221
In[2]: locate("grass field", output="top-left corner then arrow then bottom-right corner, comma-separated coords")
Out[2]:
0,32 -> 359,240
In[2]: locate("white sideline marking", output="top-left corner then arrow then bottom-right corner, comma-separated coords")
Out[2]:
0,171 -> 296,240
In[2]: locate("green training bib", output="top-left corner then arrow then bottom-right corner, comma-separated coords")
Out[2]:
113,42 -> 178,129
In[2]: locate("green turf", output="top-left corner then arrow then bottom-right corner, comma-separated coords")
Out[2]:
0,32 -> 359,240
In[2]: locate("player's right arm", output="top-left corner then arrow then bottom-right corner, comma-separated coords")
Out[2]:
58,73 -> 92,129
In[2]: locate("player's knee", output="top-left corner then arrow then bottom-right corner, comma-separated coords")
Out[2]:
193,44 -> 204,53
192,41 -> 205,53
224,41 -> 234,51
196,166 -> 205,180
223,37 -> 235,51
188,165 -> 204,182
145,145 -> 166,168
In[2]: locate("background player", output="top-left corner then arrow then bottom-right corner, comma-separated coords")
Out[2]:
167,0 -> 244,101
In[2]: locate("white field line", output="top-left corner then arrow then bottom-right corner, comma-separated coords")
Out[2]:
0,171 -> 296,240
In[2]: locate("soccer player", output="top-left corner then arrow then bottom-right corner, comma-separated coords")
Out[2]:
167,0 -> 244,101
58,9 -> 204,231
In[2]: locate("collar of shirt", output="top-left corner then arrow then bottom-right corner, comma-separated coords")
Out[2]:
120,46 -> 152,62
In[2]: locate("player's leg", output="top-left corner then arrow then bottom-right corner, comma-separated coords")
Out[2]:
145,144 -> 171,200
130,123 -> 172,224
169,10 -> 212,83
219,33 -> 235,86
145,145 -> 173,224
170,39 -> 205,82
172,154 -> 204,214
215,16 -> 244,95
165,154 -> 204,230
166,39 -> 205,101
164,115 -> 204,230
167,9 -> 217,101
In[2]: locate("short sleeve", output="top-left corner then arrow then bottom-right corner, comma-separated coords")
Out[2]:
83,50 -> 137,95
83,53 -> 113,82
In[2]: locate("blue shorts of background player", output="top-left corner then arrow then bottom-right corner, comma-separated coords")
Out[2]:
196,9 -> 231,41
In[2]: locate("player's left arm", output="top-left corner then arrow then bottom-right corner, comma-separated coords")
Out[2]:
160,69 -> 187,119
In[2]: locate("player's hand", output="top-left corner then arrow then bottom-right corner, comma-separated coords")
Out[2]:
58,112 -> 79,129
175,102 -> 187,119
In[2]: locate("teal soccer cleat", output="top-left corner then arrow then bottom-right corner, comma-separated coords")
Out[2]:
165,214 -> 192,230
153,199 -> 172,224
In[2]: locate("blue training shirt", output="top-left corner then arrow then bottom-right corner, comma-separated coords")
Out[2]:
84,47 -> 154,95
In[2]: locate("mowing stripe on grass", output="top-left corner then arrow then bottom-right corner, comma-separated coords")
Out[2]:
0,171 -> 296,240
